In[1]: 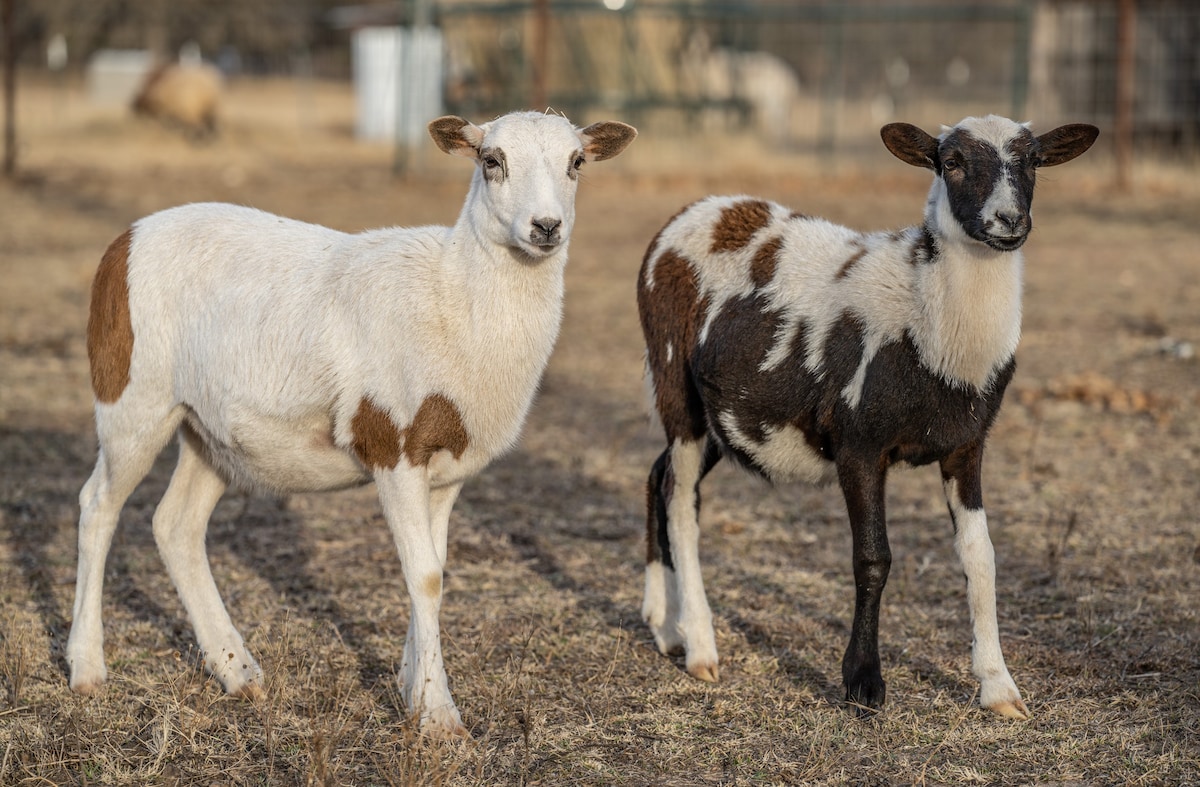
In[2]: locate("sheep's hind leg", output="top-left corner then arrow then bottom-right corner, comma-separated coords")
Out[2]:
642,449 -> 684,656
942,463 -> 1029,720
68,406 -> 184,694
655,437 -> 720,682
153,427 -> 263,698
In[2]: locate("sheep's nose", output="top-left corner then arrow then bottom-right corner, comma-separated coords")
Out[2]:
994,210 -> 1024,234
530,217 -> 562,246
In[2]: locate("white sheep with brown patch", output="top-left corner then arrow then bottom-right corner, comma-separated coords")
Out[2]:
637,115 -> 1096,719
67,110 -> 636,738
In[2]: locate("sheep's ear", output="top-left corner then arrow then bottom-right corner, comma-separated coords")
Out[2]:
1035,124 -> 1099,167
428,115 -> 486,159
881,123 -> 939,169
580,121 -> 637,162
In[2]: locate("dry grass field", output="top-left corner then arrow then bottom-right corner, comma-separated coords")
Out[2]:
2,77 -> 1198,785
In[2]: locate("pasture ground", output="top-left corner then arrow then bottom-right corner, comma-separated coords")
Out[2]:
1,77 -> 1198,785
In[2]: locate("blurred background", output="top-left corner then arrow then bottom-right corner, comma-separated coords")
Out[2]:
2,0 -> 1198,187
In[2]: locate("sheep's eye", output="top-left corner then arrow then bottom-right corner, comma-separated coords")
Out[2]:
942,158 -> 960,172
572,154 -> 585,171
482,155 -> 501,170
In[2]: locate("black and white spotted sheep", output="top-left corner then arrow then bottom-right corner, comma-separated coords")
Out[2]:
637,115 -> 1098,719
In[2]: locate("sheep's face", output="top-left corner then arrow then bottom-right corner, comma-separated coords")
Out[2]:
429,112 -> 636,259
936,117 -> 1038,251
881,115 -> 1098,253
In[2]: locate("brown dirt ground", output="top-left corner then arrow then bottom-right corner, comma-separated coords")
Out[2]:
1,77 -> 1198,785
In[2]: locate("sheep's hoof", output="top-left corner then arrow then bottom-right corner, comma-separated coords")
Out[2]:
844,673 -> 886,715
656,638 -> 685,657
987,698 -> 1030,720
423,721 -> 472,742
232,682 -> 266,702
687,661 -> 719,683
69,679 -> 105,696
418,706 -> 471,741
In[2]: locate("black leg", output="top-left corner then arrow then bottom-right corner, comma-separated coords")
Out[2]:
837,454 -> 891,714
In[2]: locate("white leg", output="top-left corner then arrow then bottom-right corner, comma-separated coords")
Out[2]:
153,431 -> 262,698
665,439 -> 718,682
428,482 -> 462,568
400,480 -> 462,713
642,560 -> 683,655
377,467 -> 466,739
67,409 -> 182,694
945,477 -> 1029,720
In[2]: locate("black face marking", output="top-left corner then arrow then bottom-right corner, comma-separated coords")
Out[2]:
938,127 -> 1037,250
479,146 -> 508,182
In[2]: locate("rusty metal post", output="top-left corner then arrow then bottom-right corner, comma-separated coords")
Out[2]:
532,0 -> 549,109
3,0 -> 16,178
1114,0 -> 1135,193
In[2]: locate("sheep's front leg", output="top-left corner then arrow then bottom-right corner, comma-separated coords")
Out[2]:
941,448 -> 1029,720
376,468 -> 467,739
400,481 -> 462,719
837,455 -> 891,713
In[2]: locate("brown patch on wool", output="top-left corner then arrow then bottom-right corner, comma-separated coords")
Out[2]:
352,394 -> 470,471
710,200 -> 772,254
422,572 -> 443,598
639,247 -> 709,441
351,397 -> 403,470
749,236 -> 783,289
88,228 -> 136,403
402,394 -> 470,467
835,243 -> 869,280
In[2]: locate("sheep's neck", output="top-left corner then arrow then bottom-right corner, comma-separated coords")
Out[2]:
913,225 -> 1024,392
437,212 -> 567,451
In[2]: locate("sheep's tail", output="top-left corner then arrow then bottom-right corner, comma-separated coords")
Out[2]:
642,352 -> 665,436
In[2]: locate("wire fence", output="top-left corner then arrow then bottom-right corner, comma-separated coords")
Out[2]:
436,0 -> 1200,162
